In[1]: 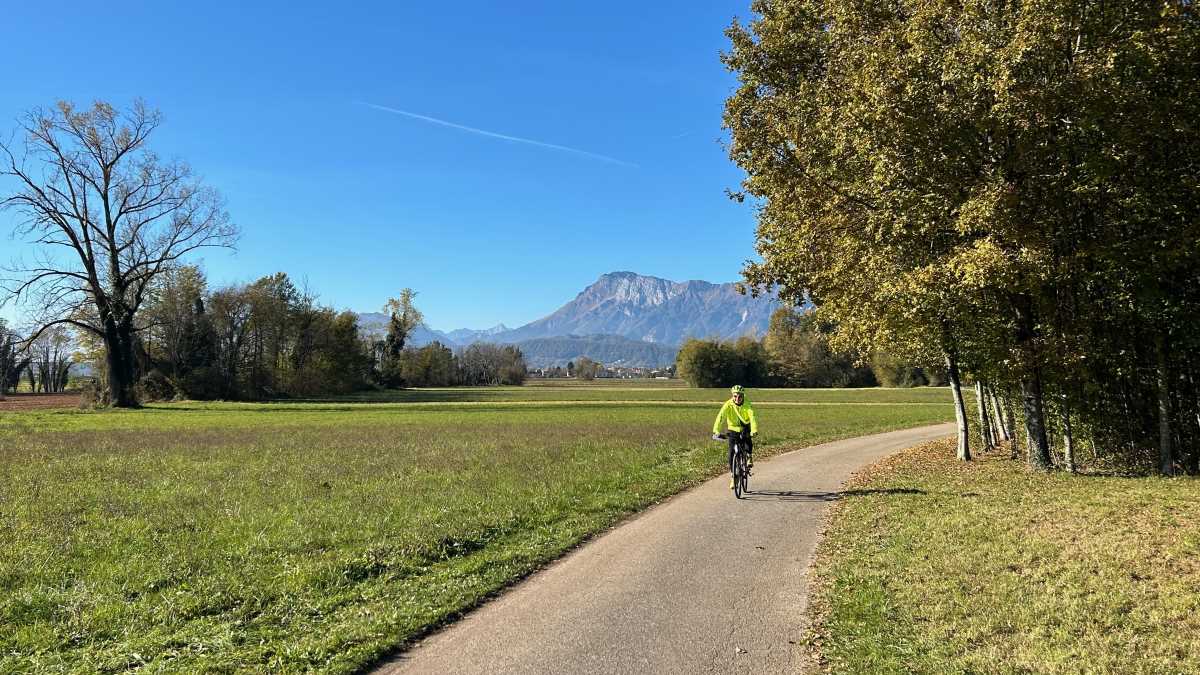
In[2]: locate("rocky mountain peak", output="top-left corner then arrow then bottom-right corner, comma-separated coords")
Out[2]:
493,272 -> 780,345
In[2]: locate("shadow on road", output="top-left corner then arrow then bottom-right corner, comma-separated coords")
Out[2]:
740,487 -> 926,502
740,490 -> 840,502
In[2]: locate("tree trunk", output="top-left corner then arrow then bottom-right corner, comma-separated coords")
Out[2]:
1004,395 -> 1020,459
1045,407 -> 1056,460
986,388 -> 999,442
1015,297 -> 1051,470
56,362 -> 71,392
0,341 -> 7,399
989,387 -> 1009,441
946,352 -> 971,461
990,388 -> 1006,440
1120,380 -> 1138,455
976,381 -> 994,450
1021,373 -> 1052,470
105,323 -> 139,408
1156,334 -> 1174,476
1062,403 -> 1076,474
1190,372 -> 1200,475
1022,409 -> 1032,459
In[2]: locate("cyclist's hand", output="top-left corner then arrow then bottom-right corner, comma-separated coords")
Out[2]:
712,433 -> 723,441
751,431 -> 758,437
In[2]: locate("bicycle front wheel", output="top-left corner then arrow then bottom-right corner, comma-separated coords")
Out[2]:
732,452 -> 744,499
740,454 -> 750,495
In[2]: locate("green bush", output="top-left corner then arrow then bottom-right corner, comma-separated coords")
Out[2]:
676,338 -> 770,388
135,370 -> 177,402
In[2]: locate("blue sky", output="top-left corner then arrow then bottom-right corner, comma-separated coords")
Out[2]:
0,1 -> 757,331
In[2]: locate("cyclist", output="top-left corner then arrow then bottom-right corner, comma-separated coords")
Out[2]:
712,385 -> 758,489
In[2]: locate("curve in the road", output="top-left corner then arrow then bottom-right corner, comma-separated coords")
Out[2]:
374,423 -> 955,675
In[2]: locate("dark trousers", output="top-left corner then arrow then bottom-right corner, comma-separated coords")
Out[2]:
727,428 -> 753,473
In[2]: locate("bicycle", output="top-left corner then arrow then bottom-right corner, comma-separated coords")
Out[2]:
713,431 -> 751,499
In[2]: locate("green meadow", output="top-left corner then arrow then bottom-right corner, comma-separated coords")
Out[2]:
810,439 -> 1200,674
1,385 -> 952,673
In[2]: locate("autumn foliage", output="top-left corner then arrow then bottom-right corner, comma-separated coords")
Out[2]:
725,0 -> 1200,473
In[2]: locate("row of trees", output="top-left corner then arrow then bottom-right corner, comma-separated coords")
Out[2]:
724,0 -> 1200,473
0,320 -> 74,396
134,267 -> 371,400
455,344 -> 528,386
532,362 -> 674,380
675,307 -> 940,389
133,268 -> 527,400
569,357 -> 603,381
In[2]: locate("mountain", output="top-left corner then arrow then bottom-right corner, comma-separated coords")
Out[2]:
446,324 -> 510,345
515,334 -> 679,368
355,312 -> 457,347
492,272 -> 781,345
355,272 -> 783,365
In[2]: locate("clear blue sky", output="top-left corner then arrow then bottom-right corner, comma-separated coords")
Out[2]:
0,1 -> 758,331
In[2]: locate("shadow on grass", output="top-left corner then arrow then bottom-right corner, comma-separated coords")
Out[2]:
1071,469 -> 1163,479
140,390 -> 629,411
140,402 -> 649,417
137,391 -> 516,409
740,487 -> 927,502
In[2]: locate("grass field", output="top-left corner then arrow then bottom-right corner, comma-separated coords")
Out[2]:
810,439 -> 1200,674
317,384 -> 953,404
1,385 -> 953,673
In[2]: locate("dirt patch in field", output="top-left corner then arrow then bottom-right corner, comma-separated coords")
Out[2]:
0,393 -> 81,411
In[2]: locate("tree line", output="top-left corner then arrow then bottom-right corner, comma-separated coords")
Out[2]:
724,0 -> 1199,473
127,267 -> 526,400
0,320 -> 74,396
675,307 -> 942,389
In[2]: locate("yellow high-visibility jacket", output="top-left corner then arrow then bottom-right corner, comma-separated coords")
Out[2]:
712,397 -> 758,435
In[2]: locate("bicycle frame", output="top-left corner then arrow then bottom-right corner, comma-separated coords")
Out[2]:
716,432 -> 751,498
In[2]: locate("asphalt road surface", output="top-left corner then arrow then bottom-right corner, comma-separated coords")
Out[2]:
376,423 -> 955,675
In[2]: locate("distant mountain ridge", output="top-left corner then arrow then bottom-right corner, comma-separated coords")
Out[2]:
356,271 -> 782,366
445,324 -> 510,345
489,271 -> 780,345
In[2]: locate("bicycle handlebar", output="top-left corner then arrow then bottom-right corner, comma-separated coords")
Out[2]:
713,431 -> 755,441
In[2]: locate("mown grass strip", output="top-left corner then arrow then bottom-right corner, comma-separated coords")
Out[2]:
301,385 -> 954,405
809,439 -> 1200,674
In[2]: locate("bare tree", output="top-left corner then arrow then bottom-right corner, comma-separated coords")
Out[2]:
1,100 -> 236,406
30,326 -> 74,393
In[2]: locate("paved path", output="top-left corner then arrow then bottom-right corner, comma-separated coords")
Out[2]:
376,423 -> 954,675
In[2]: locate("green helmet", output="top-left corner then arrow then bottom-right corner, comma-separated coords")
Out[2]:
731,385 -> 745,395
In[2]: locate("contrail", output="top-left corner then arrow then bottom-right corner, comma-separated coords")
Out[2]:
357,102 -> 636,167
